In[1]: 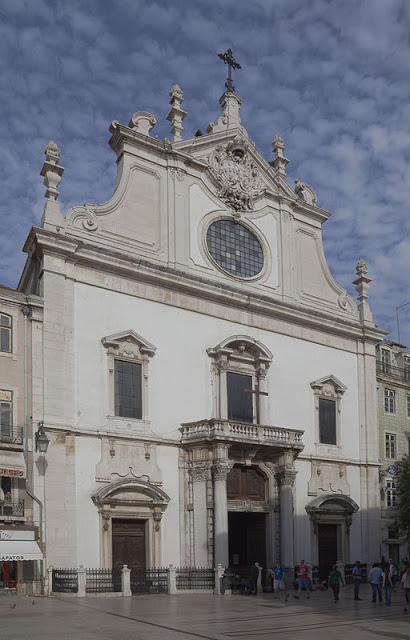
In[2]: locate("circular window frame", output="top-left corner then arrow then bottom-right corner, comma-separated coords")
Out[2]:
203,216 -> 267,282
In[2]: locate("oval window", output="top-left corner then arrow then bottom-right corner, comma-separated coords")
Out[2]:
206,219 -> 264,278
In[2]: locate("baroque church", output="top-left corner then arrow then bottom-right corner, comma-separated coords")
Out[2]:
18,53 -> 383,580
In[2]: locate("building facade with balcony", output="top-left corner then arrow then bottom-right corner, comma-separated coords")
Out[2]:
0,286 -> 43,592
17,75 -> 383,580
376,341 -> 410,562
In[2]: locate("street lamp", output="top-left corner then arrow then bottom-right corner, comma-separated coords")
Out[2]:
35,422 -> 50,454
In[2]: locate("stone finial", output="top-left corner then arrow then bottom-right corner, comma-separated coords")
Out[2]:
207,92 -> 241,134
352,259 -> 373,324
166,84 -> 187,142
40,140 -> 64,201
271,136 -> 289,177
128,111 -> 157,136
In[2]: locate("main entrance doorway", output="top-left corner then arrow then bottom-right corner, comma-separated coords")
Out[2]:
228,512 -> 266,567
318,524 -> 338,580
112,518 -> 146,574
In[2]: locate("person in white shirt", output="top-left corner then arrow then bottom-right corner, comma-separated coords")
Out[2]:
368,563 -> 383,603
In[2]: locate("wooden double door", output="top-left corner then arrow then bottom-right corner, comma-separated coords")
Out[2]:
112,519 -> 146,574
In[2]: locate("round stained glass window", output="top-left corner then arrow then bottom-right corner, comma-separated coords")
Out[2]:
206,219 -> 264,278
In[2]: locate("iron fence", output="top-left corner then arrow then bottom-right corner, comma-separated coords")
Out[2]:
86,568 -> 121,593
52,569 -> 78,593
344,564 -> 367,584
130,567 -> 169,594
0,500 -> 24,518
0,425 -> 23,445
176,567 -> 215,590
376,360 -> 410,382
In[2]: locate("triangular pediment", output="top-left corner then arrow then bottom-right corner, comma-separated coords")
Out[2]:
310,375 -> 347,395
101,330 -> 156,358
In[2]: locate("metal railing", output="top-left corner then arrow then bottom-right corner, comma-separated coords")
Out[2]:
0,500 -> 24,518
52,569 -> 78,593
180,419 -> 304,449
377,360 -> 410,383
130,567 -> 169,594
176,567 -> 215,590
86,568 -> 121,593
0,426 -> 23,445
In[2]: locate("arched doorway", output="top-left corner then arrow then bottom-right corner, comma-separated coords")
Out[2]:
306,494 -> 359,580
227,465 -> 268,568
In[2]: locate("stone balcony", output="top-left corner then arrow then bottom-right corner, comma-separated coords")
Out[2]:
180,419 -> 304,459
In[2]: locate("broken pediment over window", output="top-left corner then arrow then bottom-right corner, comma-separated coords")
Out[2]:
101,330 -> 156,360
310,375 -> 347,400
207,335 -> 273,371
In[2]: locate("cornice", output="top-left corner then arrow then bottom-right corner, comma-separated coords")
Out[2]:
23,226 -> 385,345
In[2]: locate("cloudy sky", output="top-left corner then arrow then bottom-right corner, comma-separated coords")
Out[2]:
0,0 -> 409,345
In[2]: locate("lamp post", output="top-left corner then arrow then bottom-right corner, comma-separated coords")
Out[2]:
396,302 -> 410,345
35,421 -> 50,454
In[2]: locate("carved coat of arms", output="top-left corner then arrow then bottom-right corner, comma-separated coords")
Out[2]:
208,137 -> 265,211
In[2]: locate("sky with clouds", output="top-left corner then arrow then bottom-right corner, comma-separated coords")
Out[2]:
0,0 -> 409,345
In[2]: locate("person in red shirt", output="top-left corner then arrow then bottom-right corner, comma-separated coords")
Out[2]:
294,560 -> 310,599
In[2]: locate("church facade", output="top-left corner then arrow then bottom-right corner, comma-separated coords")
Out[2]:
18,69 -> 383,578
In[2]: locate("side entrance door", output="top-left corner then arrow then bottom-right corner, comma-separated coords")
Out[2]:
112,519 -> 146,591
318,523 -> 338,581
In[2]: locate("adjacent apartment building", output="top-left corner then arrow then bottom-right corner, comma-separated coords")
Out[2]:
377,341 -> 410,562
0,286 -> 43,593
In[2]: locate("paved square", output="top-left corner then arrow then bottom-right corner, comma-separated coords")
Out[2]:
1,586 -> 409,640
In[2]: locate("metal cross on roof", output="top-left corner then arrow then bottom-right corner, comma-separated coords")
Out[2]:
218,48 -> 241,93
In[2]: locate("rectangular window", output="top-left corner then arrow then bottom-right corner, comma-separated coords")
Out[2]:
227,372 -> 253,423
114,360 -> 142,419
319,398 -> 337,445
404,357 -> 410,380
0,390 -> 12,440
0,314 -> 12,353
386,479 -> 397,508
381,349 -> 390,374
407,394 -> 410,418
384,388 -> 396,413
385,432 -> 396,459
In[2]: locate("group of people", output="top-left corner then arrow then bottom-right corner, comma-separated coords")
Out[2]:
264,558 -> 410,610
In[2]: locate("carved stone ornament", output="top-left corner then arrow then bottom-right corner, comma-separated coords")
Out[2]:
294,179 -> 317,206
191,462 -> 210,483
208,136 -> 265,211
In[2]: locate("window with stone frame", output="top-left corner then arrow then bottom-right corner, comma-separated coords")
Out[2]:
385,433 -> 396,459
407,393 -> 410,419
0,314 -> 12,353
384,388 -> 396,414
0,390 -> 12,440
386,479 -> 397,508
101,330 -> 156,423
310,375 -> 346,447
207,336 -> 272,425
381,348 -> 391,374
114,359 -> 142,419
404,356 -> 410,380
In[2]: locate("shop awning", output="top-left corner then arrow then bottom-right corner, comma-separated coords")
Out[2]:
0,450 -> 26,479
0,540 -> 43,561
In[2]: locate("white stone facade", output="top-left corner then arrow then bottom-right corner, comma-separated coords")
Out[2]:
18,85 -> 384,576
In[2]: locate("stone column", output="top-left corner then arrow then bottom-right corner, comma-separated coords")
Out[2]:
213,461 -> 230,568
257,364 -> 269,424
153,509 -> 163,567
168,564 -> 177,594
217,358 -> 229,420
276,455 -> 297,570
77,565 -> 86,598
192,462 -> 210,567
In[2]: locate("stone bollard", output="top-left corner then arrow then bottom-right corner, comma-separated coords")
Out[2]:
214,564 -> 225,595
168,564 -> 177,594
121,564 -> 131,596
77,566 -> 86,598
47,566 -> 53,596
256,563 -> 263,594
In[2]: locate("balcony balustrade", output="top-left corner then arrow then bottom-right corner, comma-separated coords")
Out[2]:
180,418 -> 304,451
376,360 -> 410,383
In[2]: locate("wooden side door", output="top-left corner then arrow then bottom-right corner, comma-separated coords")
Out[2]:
112,519 -> 146,573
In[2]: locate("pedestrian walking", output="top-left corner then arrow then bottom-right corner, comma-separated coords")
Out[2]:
249,562 -> 259,595
328,564 -> 345,603
294,560 -> 310,599
401,565 -> 410,612
352,561 -> 362,601
270,561 -> 289,601
369,563 -> 383,603
382,562 -> 393,606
